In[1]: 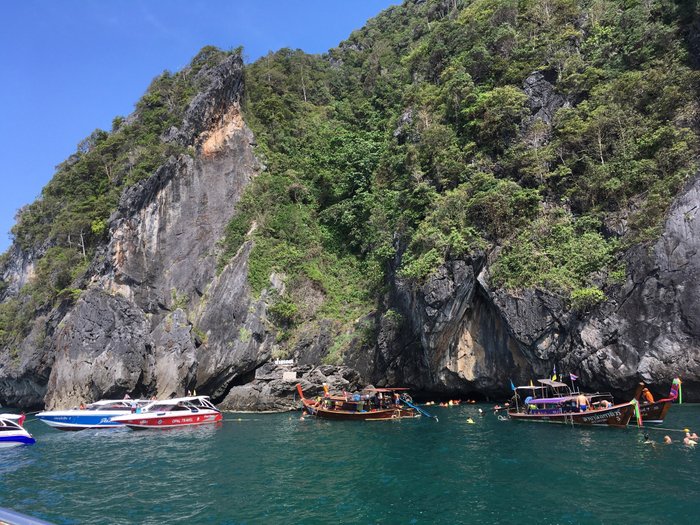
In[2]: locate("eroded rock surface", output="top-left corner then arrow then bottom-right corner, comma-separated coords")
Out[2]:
219,363 -> 362,411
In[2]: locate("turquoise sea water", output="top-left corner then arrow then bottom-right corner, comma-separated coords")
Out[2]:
1,404 -> 699,524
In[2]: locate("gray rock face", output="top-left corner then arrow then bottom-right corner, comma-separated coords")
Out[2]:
374,256 -> 529,396
103,98 -> 258,319
151,309 -> 198,399
521,70 -> 567,148
1,53 -> 273,410
0,312 -> 53,409
45,289 -> 155,409
571,174 -> 700,398
293,320 -> 336,365
219,363 -> 362,411
366,175 -> 700,400
522,71 -> 566,126
193,242 -> 272,401
0,243 -> 45,302
2,50 -> 698,411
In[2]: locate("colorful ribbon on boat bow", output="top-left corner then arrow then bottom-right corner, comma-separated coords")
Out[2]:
630,399 -> 643,426
671,377 -> 683,404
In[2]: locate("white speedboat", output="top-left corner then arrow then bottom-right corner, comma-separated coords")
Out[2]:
0,414 -> 35,447
111,396 -> 222,430
36,399 -> 147,431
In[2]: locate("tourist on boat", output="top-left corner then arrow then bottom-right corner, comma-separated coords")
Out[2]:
641,388 -> 655,404
576,393 -> 589,412
79,402 -> 85,410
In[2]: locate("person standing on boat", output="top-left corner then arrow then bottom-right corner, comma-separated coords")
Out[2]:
576,393 -> 589,412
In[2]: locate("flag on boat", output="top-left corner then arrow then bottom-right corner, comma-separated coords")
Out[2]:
510,379 -> 516,391
529,379 -> 534,387
670,377 -> 682,404
551,365 -> 557,381
570,373 -> 578,381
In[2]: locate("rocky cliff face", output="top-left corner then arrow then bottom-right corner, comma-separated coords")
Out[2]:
0,54 -> 278,409
570,174 -> 700,399
366,173 -> 700,401
1,53 -> 698,411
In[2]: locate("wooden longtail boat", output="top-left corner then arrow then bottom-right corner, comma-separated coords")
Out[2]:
296,384 -> 432,421
632,378 -> 681,425
508,379 -> 639,428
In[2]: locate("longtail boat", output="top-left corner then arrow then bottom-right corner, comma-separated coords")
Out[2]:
508,379 -> 639,428
296,384 -> 436,421
633,377 -> 681,425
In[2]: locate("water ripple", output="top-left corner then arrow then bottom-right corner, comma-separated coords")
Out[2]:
1,406 -> 699,523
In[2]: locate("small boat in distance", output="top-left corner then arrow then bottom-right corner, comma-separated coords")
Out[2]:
111,396 -> 222,430
36,399 -> 149,431
508,379 -> 638,428
297,384 -> 437,421
634,377 -> 681,425
0,414 -> 35,447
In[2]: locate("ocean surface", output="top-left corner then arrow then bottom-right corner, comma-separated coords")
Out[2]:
1,404 -> 699,524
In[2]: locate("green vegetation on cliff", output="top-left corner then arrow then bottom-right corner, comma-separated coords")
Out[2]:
0,48 -> 234,349
2,1 -> 699,356
217,0 -> 697,351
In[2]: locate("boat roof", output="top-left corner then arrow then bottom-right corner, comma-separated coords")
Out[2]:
0,414 -> 22,421
526,396 -> 577,404
89,399 -> 143,405
515,385 -> 547,390
146,396 -> 211,406
362,387 -> 410,392
537,379 -> 569,388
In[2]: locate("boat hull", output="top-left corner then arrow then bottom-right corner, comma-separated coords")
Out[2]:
508,403 -> 635,427
303,400 -> 419,421
36,411 -> 132,431
0,433 -> 35,448
636,399 -> 673,424
112,411 -> 223,430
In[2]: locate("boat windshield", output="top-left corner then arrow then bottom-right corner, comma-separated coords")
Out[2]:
86,402 -> 129,410
0,419 -> 21,430
148,404 -> 177,412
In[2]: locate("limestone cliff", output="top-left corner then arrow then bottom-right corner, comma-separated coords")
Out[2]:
0,53 -> 276,409
0,1 -> 698,410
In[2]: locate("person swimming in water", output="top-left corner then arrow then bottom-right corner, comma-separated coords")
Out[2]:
664,435 -> 673,444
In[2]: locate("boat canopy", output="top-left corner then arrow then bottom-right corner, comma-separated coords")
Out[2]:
525,396 -> 577,405
362,387 -> 410,393
142,396 -> 216,411
537,379 -> 569,388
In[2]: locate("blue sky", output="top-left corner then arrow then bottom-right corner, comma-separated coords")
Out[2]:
0,0 -> 399,252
